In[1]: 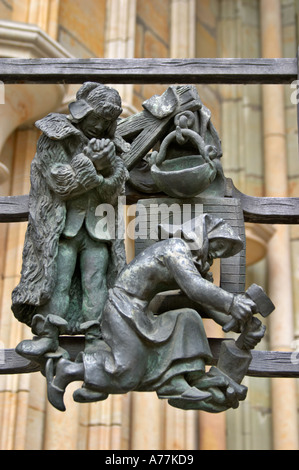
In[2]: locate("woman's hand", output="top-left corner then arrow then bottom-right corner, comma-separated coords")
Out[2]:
223,294 -> 258,333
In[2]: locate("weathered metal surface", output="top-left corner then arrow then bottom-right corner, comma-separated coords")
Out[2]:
0,58 -> 296,84
1,338 -> 298,378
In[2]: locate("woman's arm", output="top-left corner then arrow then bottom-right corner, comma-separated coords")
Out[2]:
164,240 -> 255,329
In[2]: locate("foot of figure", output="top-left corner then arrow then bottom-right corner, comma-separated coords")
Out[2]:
45,357 -> 84,411
73,385 -> 108,403
168,366 -> 248,412
16,314 -> 68,359
16,336 -> 59,359
157,375 -> 211,402
45,358 -> 66,411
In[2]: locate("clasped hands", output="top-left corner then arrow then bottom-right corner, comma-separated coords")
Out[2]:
84,137 -> 116,173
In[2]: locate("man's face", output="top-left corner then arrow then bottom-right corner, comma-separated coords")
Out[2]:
79,111 -> 117,139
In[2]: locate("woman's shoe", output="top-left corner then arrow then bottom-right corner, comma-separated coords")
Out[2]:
158,385 -> 211,402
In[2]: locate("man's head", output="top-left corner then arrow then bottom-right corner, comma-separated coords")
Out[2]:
69,82 -> 123,139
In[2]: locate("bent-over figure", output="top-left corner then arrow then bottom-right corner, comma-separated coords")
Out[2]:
46,214 -> 264,413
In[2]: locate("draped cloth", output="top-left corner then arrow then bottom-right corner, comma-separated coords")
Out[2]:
82,287 -> 213,394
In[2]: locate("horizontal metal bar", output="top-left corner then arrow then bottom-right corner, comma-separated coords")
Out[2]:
1,190 -> 299,224
0,195 -> 29,222
0,58 -> 297,84
1,338 -> 298,378
227,179 -> 299,224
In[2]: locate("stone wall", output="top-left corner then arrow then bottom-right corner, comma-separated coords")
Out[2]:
0,0 -> 12,20
133,0 -> 171,108
57,0 -> 106,57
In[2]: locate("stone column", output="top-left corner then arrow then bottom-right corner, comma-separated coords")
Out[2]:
164,403 -> 197,450
105,0 -> 137,115
199,260 -> 226,451
12,0 -> 60,39
0,10 -> 70,450
170,0 -> 196,58
131,393 -> 164,450
195,0 -> 227,449
101,0 -> 138,449
0,129 -> 38,450
260,0 -> 298,451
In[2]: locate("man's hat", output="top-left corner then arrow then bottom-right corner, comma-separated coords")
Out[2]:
69,82 -> 123,121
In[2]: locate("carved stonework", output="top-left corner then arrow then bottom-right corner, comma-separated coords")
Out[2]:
0,20 -> 72,182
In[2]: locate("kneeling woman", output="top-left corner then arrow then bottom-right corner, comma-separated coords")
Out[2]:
46,215 -> 257,412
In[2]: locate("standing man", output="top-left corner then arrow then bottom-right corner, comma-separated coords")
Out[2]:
12,82 -> 129,359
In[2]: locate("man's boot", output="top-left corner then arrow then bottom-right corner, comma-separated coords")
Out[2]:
72,320 -> 108,404
16,314 -> 68,359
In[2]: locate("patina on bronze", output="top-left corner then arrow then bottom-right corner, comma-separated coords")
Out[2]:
44,214 -> 267,412
12,82 -> 129,359
10,83 -> 274,413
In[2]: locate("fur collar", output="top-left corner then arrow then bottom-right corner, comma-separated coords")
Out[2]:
35,113 -> 81,140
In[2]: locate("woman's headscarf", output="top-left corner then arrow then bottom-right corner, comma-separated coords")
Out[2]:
158,213 -> 243,260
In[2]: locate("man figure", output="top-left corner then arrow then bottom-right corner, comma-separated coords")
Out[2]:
12,82 -> 129,359
45,214 -> 264,413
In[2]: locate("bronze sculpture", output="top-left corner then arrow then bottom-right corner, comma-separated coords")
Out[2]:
45,214 -> 265,412
11,83 -> 129,358
11,83 -> 274,413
